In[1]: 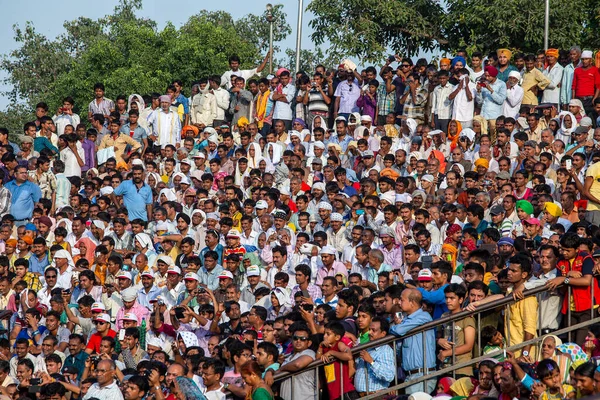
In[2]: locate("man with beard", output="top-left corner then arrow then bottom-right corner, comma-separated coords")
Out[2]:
111,165 -> 153,222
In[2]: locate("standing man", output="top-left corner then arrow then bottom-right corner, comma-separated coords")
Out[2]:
87,82 -> 114,122
6,166 -> 41,226
476,66 -> 507,137
270,70 -> 295,130
147,95 -> 182,149
334,68 -> 362,121
572,50 -> 600,116
561,46 -> 581,110
220,52 -> 270,90
111,165 -> 153,222
542,49 -> 564,108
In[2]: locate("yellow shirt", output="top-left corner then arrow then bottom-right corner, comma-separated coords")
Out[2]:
98,133 -> 142,163
506,287 -> 538,358
586,161 -> 600,212
521,68 -> 551,105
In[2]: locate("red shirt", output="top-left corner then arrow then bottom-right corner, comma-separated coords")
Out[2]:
86,329 -> 117,353
322,336 -> 355,399
572,66 -> 600,97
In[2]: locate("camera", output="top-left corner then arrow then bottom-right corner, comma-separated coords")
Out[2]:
30,378 -> 41,385
90,355 -> 100,364
302,304 -> 314,312
174,307 -> 186,319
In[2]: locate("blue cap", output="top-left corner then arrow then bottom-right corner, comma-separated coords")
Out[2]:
497,237 -> 514,247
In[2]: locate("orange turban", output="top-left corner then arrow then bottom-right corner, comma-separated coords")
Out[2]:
442,243 -> 458,271
474,158 -> 490,169
116,161 -> 128,170
440,58 -> 451,66
6,239 -> 17,248
182,125 -> 199,137
21,236 -> 33,246
545,48 -> 559,58
380,168 -> 400,180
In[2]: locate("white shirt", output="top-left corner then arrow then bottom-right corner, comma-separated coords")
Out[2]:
451,81 -> 477,122
221,68 -> 258,90
53,113 -> 81,136
83,381 -> 124,400
212,88 -> 230,121
503,84 -> 524,119
60,142 -> 85,178
270,84 -> 296,120
431,84 -> 454,120
55,266 -> 74,290
542,63 -> 564,105
148,109 -> 181,147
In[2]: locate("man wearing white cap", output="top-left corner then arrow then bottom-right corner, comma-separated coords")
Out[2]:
137,270 -> 161,309
147,94 -> 182,148
115,286 -> 149,330
316,245 -> 348,286
572,50 -> 600,115
52,249 -> 75,290
560,46 -> 581,109
503,70 -> 524,119
327,213 -> 349,254
315,201 -> 333,233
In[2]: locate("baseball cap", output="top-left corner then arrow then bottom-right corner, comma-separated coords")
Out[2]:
362,150 -> 374,158
246,265 -> 261,277
122,313 -> 139,323
255,200 -> 268,209
91,302 -> 106,312
116,271 -> 132,281
523,217 -> 541,226
490,204 -> 505,216
418,269 -> 433,281
183,272 -> 200,282
218,271 -> 234,280
498,237 -> 515,247
496,171 -> 511,180
226,229 -> 241,238
94,313 -> 111,323
167,266 -> 182,275
141,270 -> 155,279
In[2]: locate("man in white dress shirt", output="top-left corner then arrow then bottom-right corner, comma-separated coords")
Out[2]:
148,95 -> 181,148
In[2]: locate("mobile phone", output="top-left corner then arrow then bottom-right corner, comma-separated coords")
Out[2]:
302,304 -> 314,312
525,240 -> 535,250
119,329 -> 126,341
566,159 -> 572,170
62,289 -> 71,295
30,378 -> 41,385
356,209 -> 365,215
422,255 -> 433,270
301,289 -> 310,299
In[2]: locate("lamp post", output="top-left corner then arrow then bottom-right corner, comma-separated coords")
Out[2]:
266,3 -> 274,74
295,0 -> 303,73
543,0 -> 549,50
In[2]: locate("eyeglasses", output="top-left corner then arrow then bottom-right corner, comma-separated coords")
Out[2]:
293,336 -> 309,341
94,321 -> 107,325
45,275 -> 57,279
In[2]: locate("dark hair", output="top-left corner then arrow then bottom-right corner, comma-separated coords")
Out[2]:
324,321 -> 345,337
444,283 -> 467,299
481,325 -> 499,345
508,254 -> 532,275
431,261 -> 453,284
536,359 -> 560,379
337,289 -> 359,314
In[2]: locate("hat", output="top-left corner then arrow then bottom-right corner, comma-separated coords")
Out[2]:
180,158 -> 192,166
63,366 -> 79,375
582,50 -> 593,59
380,191 -> 396,204
183,272 -> 200,282
580,117 -> 593,127
190,171 -> 204,181
330,213 -> 344,222
574,126 -> 590,135
279,186 -> 291,196
159,95 -> 171,103
334,116 -> 347,122
362,150 -> 375,158
116,271 -> 132,280
218,271 -> 234,280
94,313 -> 111,323
147,337 -> 165,349
516,200 -> 534,215
490,204 -> 505,216
24,223 -> 37,232
484,65 -> 499,77
497,237 -> 515,247
496,171 -> 511,180
429,130 -> 443,136
311,157 -> 323,165
508,71 -> 521,80
273,211 -> 287,220
313,141 -> 325,150
91,302 -> 106,312
360,115 -> 372,122
206,212 -> 220,220
155,222 -> 169,232
157,255 -> 175,267
36,216 -> 52,228
99,186 -> 114,196
121,287 -> 138,302
544,202 -> 562,218
182,125 -> 199,136
20,135 -> 33,144
300,243 -> 315,255
184,188 -> 197,197
421,174 -> 434,183
497,49 -> 513,59
593,249 -> 600,258
545,48 -> 559,58
312,182 -> 326,192
166,266 -> 182,275
460,128 -> 476,142
289,130 -> 301,138
192,153 -> 206,159
21,236 -> 33,246
569,99 -> 583,108
418,269 -> 433,281
246,265 -> 261,277
379,226 -> 394,238
255,200 -> 268,209
122,313 -> 138,323
141,270 -> 155,279
523,217 -> 541,226
321,245 -> 337,255
226,229 -> 240,238
318,201 -> 333,211
327,143 -> 342,153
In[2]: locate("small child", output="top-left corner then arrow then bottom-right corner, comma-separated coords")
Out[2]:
384,112 -> 400,138
316,321 -> 357,400
53,227 -> 72,252
535,359 -> 576,400
481,325 -> 506,361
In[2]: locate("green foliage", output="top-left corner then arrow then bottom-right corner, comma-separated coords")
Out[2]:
282,48 -> 337,73
235,4 -> 292,53
0,104 -> 30,142
0,0 -> 290,127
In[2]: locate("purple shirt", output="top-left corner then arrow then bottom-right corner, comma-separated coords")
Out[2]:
290,283 -> 323,305
81,139 -> 95,172
356,93 -> 377,121
380,244 -> 403,270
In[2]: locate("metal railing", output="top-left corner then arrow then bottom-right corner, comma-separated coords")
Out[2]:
272,282 -> 600,400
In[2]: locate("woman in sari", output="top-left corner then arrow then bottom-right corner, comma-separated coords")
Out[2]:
538,335 -> 572,383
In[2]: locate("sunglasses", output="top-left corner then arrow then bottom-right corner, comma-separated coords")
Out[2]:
94,321 -> 107,325
292,336 -> 309,341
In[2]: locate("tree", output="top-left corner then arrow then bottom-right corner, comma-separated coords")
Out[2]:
307,0 -> 446,62
235,4 -> 292,53
282,48 -> 338,73
443,0 -> 589,54
1,0 -> 288,126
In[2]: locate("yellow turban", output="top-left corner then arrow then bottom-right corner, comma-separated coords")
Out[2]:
474,158 -> 490,169
546,48 -> 559,58
237,117 -> 249,128
497,48 -> 513,59
544,202 -> 562,218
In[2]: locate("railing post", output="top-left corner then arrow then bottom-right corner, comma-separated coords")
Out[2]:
423,330 -> 427,392
506,303 -> 511,351
364,350 -> 370,394
316,363 -> 319,399
538,292 -> 542,339
477,312 -> 481,357
291,375 -> 295,400
340,357 -> 344,399
591,278 -> 595,320
451,320 -> 456,379
393,339 -> 398,388
568,286 -> 572,343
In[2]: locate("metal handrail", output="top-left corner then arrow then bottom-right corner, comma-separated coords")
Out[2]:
272,282 -> 565,382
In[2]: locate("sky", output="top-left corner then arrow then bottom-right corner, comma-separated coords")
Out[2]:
0,0 -> 318,110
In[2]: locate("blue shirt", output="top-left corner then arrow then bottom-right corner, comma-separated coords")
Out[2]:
114,179 -> 153,221
390,308 -> 436,371
33,137 -> 58,154
418,284 -> 449,320
477,79 -> 507,120
200,244 -> 224,266
120,123 -> 148,143
29,253 -> 50,275
354,344 -> 396,392
5,179 -> 42,220
137,285 -> 162,309
197,264 -> 224,291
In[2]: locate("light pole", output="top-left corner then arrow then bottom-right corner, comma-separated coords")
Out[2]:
295,0 -> 303,73
266,3 -> 274,74
543,0 -> 549,50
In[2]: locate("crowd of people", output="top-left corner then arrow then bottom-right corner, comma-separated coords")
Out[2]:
0,44 -> 600,400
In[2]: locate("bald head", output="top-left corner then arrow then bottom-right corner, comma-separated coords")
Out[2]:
404,288 -> 422,306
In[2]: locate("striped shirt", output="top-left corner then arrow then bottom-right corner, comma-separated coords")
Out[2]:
402,86 -> 428,120
307,85 -> 330,113
88,97 -> 114,117
376,84 -> 396,116
354,344 -> 396,392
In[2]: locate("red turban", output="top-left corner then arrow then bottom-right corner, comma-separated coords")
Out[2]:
485,65 -> 498,77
